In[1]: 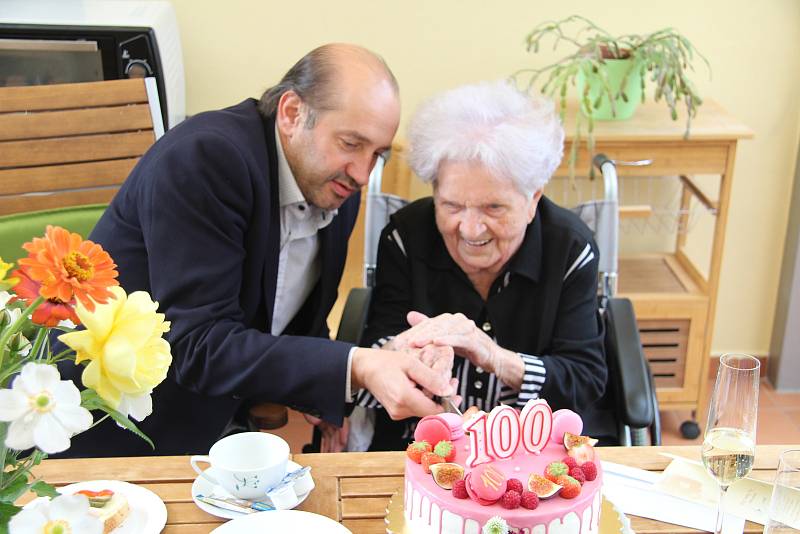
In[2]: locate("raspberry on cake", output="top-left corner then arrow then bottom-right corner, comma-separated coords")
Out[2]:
581,461 -> 598,481
520,491 -> 540,510
569,466 -> 586,485
505,478 -> 524,494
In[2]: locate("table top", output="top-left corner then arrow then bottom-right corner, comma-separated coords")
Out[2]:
22,445 -> 789,533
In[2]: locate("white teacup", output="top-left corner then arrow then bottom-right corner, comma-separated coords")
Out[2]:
190,432 -> 289,500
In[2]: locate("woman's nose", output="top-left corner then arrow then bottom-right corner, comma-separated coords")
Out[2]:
459,210 -> 486,237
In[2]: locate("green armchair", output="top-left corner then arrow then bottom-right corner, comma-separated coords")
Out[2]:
0,204 -> 107,264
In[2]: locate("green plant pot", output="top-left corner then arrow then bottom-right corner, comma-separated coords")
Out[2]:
576,58 -> 642,120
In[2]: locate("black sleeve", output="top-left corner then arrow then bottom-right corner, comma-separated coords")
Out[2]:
362,222 -> 415,348
537,239 -> 607,412
136,131 -> 352,424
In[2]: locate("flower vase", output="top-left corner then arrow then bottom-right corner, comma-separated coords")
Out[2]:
576,58 -> 643,120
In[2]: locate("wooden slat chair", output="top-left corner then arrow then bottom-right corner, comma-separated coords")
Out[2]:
0,78 -> 292,434
0,78 -> 164,262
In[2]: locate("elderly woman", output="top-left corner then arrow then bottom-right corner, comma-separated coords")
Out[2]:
355,80 -> 608,451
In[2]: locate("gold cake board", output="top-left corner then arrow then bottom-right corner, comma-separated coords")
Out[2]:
385,491 -> 633,533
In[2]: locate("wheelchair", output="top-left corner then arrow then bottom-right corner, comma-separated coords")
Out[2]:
307,154 -> 661,450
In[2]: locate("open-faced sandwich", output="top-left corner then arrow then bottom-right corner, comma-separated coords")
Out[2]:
75,489 -> 130,534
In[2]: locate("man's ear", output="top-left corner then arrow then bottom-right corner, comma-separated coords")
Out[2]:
527,189 -> 543,223
276,90 -> 304,137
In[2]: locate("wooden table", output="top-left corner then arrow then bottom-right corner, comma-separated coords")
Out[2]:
22,445 -> 788,533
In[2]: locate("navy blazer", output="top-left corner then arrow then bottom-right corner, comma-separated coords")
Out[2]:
61,99 -> 358,456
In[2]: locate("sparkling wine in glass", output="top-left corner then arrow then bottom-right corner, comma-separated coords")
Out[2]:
701,353 -> 760,534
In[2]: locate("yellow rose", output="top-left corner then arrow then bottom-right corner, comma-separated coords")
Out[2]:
59,286 -> 172,409
0,257 -> 19,291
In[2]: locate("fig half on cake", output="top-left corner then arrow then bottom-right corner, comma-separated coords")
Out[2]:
76,489 -> 130,534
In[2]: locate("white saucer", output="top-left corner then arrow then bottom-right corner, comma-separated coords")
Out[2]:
192,460 -> 311,519
26,480 -> 167,534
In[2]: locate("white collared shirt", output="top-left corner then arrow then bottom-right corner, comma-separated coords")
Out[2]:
272,126 -> 336,336
273,127 -> 357,402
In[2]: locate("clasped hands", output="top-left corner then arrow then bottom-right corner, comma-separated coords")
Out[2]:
311,311 -> 511,452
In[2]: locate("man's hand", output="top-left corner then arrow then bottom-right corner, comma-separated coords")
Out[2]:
303,414 -> 349,453
351,347 -> 456,420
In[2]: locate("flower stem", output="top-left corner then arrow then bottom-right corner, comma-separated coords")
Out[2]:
89,413 -> 111,430
31,327 -> 48,361
0,296 -> 44,371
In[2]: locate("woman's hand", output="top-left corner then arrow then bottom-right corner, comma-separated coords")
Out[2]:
402,312 -> 497,371
400,311 -> 525,390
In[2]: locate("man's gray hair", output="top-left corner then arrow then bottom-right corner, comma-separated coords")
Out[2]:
407,80 -> 564,197
258,44 -> 398,128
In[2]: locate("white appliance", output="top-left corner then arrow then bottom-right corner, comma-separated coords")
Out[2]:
0,0 -> 186,129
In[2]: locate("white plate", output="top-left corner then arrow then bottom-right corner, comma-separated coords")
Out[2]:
26,480 -> 167,534
192,460 -> 312,519
211,509 -> 351,533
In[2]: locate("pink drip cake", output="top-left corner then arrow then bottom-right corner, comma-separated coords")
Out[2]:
402,405 -> 602,534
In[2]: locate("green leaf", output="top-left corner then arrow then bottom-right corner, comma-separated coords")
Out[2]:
0,471 -> 28,503
0,501 -> 22,532
81,390 -> 154,449
30,480 -> 58,498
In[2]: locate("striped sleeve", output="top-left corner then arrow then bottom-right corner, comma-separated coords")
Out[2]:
354,336 -> 395,408
563,242 -> 595,281
514,353 -> 547,408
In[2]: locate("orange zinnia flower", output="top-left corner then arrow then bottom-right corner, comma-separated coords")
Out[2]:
12,269 -> 80,327
17,226 -> 118,312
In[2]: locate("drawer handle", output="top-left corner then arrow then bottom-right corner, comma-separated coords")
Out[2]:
614,158 -> 654,167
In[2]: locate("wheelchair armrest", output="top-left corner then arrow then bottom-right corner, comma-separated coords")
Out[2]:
335,287 -> 373,345
605,297 -> 655,429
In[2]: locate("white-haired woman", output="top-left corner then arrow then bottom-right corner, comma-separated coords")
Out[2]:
355,81 -> 608,451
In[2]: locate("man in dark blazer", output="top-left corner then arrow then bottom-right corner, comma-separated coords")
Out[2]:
62,44 -> 454,457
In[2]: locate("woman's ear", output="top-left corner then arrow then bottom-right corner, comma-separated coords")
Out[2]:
527,190 -> 543,222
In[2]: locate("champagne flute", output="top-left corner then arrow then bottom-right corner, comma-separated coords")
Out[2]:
701,353 -> 760,534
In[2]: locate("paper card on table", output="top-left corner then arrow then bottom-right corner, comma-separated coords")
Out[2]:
654,457 -> 772,525
766,484 -> 800,530
602,460 -> 745,534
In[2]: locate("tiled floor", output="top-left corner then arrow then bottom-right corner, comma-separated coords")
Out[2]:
268,378 -> 800,454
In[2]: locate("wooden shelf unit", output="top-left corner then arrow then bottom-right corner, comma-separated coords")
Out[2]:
561,99 -> 753,417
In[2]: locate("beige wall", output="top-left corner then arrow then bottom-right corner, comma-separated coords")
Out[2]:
169,0 -> 800,358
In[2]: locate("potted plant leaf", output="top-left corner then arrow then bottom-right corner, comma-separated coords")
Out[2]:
515,15 -> 710,177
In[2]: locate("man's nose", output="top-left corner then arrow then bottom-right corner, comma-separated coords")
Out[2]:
346,155 -> 375,188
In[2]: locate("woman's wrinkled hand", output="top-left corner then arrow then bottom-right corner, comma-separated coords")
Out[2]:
399,311 -> 499,373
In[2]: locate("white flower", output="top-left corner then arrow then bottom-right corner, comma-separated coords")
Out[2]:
9,494 -> 103,534
0,290 -> 12,309
0,363 -> 93,454
482,516 -> 509,534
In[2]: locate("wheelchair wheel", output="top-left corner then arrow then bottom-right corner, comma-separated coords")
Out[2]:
680,420 -> 701,439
